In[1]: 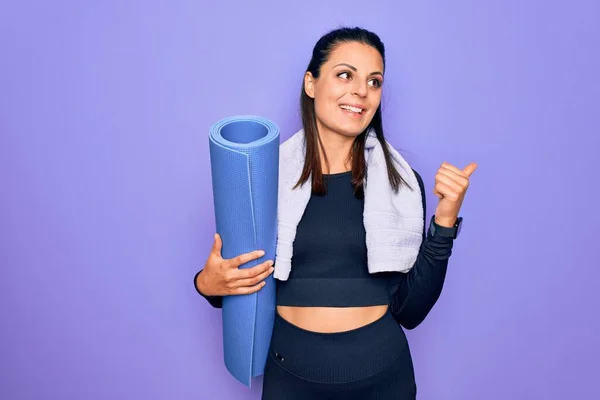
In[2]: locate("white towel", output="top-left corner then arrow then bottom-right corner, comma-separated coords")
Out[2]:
273,128 -> 424,280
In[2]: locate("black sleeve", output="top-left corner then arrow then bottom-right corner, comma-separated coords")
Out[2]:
388,169 -> 455,330
194,269 -> 223,308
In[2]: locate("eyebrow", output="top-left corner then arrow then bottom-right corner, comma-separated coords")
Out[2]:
333,63 -> 383,77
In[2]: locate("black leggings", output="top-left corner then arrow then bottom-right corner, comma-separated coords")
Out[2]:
261,308 -> 417,399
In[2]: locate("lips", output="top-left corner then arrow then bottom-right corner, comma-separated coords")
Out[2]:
339,104 -> 365,114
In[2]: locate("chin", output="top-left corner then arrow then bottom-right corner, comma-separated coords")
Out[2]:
333,120 -> 372,137
338,127 -> 366,137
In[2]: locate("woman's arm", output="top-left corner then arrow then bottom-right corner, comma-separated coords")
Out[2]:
193,235 -> 272,308
388,169 -> 455,330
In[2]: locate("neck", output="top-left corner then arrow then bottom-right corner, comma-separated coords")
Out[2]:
315,122 -> 354,174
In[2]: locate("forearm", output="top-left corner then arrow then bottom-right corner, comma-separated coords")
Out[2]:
389,230 -> 454,329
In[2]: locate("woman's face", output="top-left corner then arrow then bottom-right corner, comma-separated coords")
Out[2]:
304,41 -> 384,139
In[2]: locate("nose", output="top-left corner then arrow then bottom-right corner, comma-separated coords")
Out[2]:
352,80 -> 368,98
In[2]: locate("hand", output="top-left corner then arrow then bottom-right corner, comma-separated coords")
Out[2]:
433,162 -> 477,227
196,233 -> 274,296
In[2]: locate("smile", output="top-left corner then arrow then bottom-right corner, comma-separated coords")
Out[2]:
339,104 -> 364,114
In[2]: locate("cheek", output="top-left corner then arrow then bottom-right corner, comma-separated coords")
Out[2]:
368,93 -> 382,111
314,89 -> 341,115
328,85 -> 347,101
315,81 -> 345,103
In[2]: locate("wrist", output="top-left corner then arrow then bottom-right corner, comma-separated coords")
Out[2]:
430,215 -> 463,239
194,270 -> 210,296
434,216 -> 457,228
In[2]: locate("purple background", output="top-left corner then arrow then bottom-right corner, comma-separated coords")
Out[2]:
1,1 -> 598,399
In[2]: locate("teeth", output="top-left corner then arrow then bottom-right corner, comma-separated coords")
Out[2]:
340,105 -> 363,114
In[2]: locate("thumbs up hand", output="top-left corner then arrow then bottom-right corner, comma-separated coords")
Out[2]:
433,162 -> 477,227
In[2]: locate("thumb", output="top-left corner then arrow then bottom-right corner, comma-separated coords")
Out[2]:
463,162 -> 478,177
212,233 -> 223,257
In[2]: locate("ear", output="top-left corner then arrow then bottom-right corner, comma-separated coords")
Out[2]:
304,72 -> 315,98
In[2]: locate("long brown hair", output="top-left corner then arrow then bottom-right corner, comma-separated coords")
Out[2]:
294,26 -> 410,198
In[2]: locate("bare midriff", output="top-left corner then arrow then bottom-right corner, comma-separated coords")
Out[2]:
276,305 -> 389,333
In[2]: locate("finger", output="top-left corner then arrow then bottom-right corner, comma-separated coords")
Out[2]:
463,162 -> 478,177
433,186 -> 443,199
440,162 -> 468,178
437,168 -> 469,187
232,281 -> 267,295
225,249 -> 265,269
232,264 -> 274,288
435,182 -> 460,201
436,173 -> 463,193
236,260 -> 274,279
212,233 -> 222,257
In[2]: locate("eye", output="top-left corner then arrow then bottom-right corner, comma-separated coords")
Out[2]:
338,71 -> 351,80
368,79 -> 382,88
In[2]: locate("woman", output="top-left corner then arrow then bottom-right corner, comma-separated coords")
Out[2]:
195,26 -> 476,399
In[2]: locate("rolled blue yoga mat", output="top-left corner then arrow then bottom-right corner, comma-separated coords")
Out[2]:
208,115 -> 279,387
